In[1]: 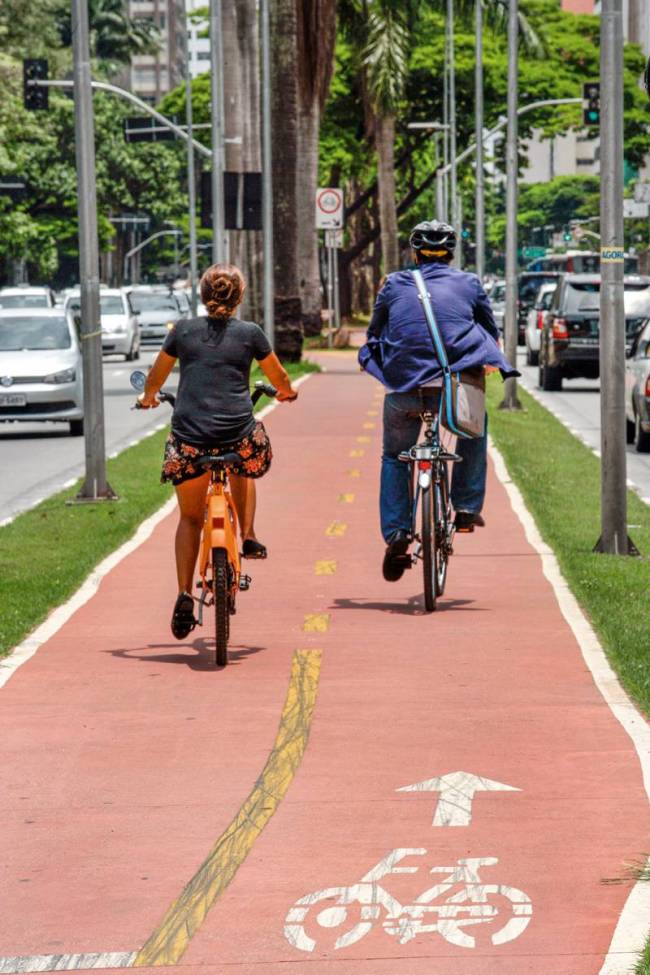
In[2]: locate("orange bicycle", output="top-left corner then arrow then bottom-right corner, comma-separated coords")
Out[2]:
131,371 -> 276,666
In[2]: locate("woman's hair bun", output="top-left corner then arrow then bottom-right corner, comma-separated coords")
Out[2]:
200,264 -> 245,319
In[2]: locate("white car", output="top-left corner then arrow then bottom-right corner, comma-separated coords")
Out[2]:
0,286 -> 55,310
525,282 -> 557,366
0,308 -> 84,435
64,288 -> 140,360
126,287 -> 188,344
489,280 -> 506,337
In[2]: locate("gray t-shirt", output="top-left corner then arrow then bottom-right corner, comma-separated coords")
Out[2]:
162,315 -> 272,445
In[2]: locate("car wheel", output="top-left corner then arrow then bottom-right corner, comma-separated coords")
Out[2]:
626,416 -> 635,444
69,418 -> 84,437
542,363 -> 562,392
526,344 -> 539,367
634,412 -> 650,453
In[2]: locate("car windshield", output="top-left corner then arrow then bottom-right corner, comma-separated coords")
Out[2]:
0,316 -> 71,351
0,294 -> 49,309
519,276 -> 557,302
539,289 -> 556,309
491,284 -> 506,302
129,292 -> 178,312
100,296 -> 124,315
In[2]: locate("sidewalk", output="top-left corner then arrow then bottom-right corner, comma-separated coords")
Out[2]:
0,352 -> 648,975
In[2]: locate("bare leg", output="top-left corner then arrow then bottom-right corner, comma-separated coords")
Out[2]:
174,474 -> 210,593
229,474 -> 257,541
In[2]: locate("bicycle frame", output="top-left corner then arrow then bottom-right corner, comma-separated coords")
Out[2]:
196,467 -> 240,624
406,409 -> 444,535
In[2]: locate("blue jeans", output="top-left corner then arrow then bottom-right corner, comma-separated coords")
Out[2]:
380,390 -> 488,543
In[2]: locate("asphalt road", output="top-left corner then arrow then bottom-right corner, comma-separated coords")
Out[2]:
0,347 -> 176,525
517,349 -> 650,506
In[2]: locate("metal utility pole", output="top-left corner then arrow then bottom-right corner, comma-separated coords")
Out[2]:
71,0 -> 113,501
209,0 -> 226,264
500,0 -> 521,411
447,0 -> 458,235
184,14 -> 198,315
475,0 -> 485,281
260,0 -> 274,345
595,0 -> 637,556
442,18 -> 449,221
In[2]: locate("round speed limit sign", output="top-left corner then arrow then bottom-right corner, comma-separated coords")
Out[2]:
316,187 -> 344,229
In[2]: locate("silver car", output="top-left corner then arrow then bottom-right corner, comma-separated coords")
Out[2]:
126,287 -> 186,344
64,289 -> 140,360
625,317 -> 650,452
489,280 -> 505,337
0,308 -> 84,435
0,286 -> 55,310
524,282 -> 557,366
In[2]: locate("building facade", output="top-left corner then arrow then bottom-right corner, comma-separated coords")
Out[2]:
127,0 -> 186,103
186,0 -> 211,79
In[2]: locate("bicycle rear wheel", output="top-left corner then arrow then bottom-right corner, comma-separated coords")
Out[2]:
212,548 -> 230,666
421,487 -> 437,612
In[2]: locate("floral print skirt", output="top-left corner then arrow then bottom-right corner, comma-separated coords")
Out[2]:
161,422 -> 272,486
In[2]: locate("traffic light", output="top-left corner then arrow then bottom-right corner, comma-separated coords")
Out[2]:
563,229 -> 572,242
23,59 -> 48,110
582,81 -> 600,127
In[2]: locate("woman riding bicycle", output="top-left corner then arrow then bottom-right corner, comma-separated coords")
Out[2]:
138,263 -> 298,638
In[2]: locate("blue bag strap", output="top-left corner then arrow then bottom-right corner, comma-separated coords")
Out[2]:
411,268 -> 467,438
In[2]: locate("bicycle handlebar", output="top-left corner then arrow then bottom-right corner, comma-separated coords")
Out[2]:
133,379 -> 276,411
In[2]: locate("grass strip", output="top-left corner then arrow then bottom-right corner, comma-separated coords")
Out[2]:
486,378 -> 650,714
637,933 -> 650,974
0,361 -> 319,658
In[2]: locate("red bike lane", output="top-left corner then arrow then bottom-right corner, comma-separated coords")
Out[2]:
0,352 -> 648,975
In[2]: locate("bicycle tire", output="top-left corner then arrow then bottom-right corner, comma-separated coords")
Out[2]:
212,548 -> 229,666
434,478 -> 449,597
421,487 -> 437,612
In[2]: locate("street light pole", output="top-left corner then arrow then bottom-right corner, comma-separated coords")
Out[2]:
475,0 -> 485,280
447,0 -> 458,240
500,0 -> 521,410
595,0 -> 637,556
71,0 -> 113,501
260,0 -> 274,346
209,0 -> 226,264
184,14 -> 198,315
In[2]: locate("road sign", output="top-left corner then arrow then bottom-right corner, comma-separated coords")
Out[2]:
634,182 -> 650,204
316,187 -> 344,229
623,199 -> 649,219
521,246 -> 546,259
123,116 -> 178,143
201,172 -> 262,230
325,228 -> 343,248
397,771 -> 520,827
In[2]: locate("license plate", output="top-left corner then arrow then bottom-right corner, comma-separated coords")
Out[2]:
0,393 -> 27,407
571,337 -> 598,346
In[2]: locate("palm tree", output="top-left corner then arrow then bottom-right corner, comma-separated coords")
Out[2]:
56,0 -> 159,65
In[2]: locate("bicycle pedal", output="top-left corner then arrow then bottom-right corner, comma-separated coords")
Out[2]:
239,575 -> 252,591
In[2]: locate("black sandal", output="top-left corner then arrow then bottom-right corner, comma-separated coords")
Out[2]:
171,592 -> 196,640
242,538 -> 268,560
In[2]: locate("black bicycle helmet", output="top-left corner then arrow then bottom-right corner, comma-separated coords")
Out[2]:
409,219 -> 457,255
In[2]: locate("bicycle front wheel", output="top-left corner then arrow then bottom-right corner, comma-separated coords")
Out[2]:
421,487 -> 437,612
212,548 -> 230,666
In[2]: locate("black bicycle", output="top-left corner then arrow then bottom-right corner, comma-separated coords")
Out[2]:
399,406 -> 461,612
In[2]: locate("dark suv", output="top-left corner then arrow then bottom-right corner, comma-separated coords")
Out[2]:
539,273 -> 650,391
518,272 -> 561,343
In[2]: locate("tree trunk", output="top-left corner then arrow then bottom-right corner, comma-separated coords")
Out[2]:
223,0 -> 262,323
375,111 -> 400,274
296,97 -> 322,336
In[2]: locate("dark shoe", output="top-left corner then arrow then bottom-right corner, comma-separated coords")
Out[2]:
242,538 -> 268,559
171,591 -> 196,640
382,530 -> 411,582
454,511 -> 484,533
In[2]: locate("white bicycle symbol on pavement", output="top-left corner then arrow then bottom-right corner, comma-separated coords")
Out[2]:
284,848 -> 532,953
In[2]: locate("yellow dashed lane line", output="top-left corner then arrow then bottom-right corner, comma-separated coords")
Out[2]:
315,559 -> 337,575
133,649 -> 322,967
303,613 -> 331,633
357,436 -> 371,444
338,493 -> 355,504
348,468 -> 361,478
349,449 -> 364,458
325,521 -> 347,537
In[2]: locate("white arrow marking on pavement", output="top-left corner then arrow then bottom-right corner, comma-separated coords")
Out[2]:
397,772 -> 520,827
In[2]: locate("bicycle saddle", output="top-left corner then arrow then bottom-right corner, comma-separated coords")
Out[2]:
197,451 -> 242,470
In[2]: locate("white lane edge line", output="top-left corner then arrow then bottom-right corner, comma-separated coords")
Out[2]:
489,437 -> 650,974
0,951 -> 136,974
0,371 -> 314,691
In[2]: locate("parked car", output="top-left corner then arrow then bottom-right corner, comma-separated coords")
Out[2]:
64,288 -> 140,360
488,279 -> 505,336
539,273 -> 650,391
625,317 -> 650,452
0,286 -> 55,309
524,281 -> 558,366
0,308 -> 84,435
518,272 -> 561,344
126,287 -> 187,344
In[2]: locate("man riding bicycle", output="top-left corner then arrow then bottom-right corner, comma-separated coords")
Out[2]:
359,220 -> 518,582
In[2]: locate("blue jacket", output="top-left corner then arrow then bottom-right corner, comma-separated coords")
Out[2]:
358,262 -> 518,392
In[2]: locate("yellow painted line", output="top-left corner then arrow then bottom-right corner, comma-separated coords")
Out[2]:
357,436 -> 371,444
349,449 -> 364,458
338,493 -> 355,504
133,650 -> 322,967
348,468 -> 361,478
362,422 -> 375,430
325,521 -> 347,537
367,410 -> 379,417
303,613 -> 330,633
315,559 -> 337,575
